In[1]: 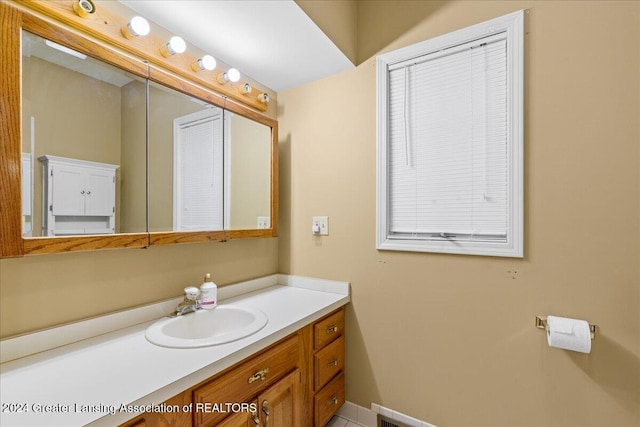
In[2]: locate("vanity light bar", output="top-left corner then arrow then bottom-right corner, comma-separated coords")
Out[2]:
64,1 -> 268,111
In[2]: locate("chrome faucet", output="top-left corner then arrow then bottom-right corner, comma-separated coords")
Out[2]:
173,286 -> 201,316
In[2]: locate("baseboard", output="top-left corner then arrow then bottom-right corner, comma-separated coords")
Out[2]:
336,401 -> 377,426
337,401 -> 438,427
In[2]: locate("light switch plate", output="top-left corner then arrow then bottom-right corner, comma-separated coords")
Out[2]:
257,216 -> 270,229
312,216 -> 329,235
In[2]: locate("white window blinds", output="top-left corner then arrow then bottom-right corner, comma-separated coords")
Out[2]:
387,35 -> 508,240
376,10 -> 523,257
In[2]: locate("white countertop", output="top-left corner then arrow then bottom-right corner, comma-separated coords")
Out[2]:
0,274 -> 350,427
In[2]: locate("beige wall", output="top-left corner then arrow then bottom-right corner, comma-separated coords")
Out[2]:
279,1 -> 639,426
0,238 -> 278,337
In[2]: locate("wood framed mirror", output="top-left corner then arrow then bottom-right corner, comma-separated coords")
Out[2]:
0,2 -> 278,257
1,3 -> 150,256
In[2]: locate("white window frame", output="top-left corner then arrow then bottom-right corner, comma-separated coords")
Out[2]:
376,10 -> 524,258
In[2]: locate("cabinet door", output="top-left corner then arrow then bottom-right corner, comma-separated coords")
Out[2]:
85,168 -> 115,216
194,335 -> 299,427
216,401 -> 259,427
51,164 -> 86,215
259,369 -> 301,427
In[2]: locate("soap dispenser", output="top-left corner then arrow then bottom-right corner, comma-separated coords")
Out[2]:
200,273 -> 217,309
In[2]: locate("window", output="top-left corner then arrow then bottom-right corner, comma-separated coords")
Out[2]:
376,11 -> 524,257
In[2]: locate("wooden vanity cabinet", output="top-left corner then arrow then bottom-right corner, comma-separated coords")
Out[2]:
207,370 -> 300,427
120,307 -> 345,427
311,309 -> 345,426
259,369 -> 301,426
193,335 -> 300,426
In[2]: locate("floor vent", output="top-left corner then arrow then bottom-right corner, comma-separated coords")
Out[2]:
378,414 -> 411,427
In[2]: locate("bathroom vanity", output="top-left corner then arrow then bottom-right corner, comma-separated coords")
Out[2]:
121,307 -> 344,427
0,275 -> 349,427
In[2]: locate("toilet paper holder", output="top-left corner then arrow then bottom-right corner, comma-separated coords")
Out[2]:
536,316 -> 597,339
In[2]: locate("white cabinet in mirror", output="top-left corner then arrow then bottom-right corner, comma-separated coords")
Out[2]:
39,156 -> 119,236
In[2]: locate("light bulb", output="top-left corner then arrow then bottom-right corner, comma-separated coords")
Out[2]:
122,16 -> 150,39
227,68 -> 241,83
217,68 -> 241,84
160,36 -> 186,57
238,83 -> 252,94
192,55 -> 216,72
257,93 -> 270,104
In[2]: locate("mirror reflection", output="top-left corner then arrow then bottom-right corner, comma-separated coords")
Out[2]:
148,84 -> 272,232
21,30 -> 273,240
224,111 -> 272,230
148,82 -> 225,232
21,31 -> 147,237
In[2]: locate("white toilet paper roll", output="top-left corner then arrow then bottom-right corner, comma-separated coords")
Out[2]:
546,315 -> 592,354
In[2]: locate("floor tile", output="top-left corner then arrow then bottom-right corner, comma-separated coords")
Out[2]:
326,416 -> 348,427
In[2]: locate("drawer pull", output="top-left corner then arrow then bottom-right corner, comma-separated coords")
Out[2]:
327,394 -> 339,406
251,409 -> 260,426
248,368 -> 269,384
326,325 -> 338,334
327,358 -> 339,367
262,400 -> 270,427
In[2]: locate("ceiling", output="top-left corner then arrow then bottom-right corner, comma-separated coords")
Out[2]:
119,0 -> 354,93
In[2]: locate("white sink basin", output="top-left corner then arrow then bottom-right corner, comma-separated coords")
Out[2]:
145,304 -> 268,348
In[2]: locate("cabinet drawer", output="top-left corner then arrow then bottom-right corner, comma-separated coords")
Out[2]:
314,372 -> 345,427
194,335 -> 299,427
314,335 -> 344,390
314,309 -> 344,350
